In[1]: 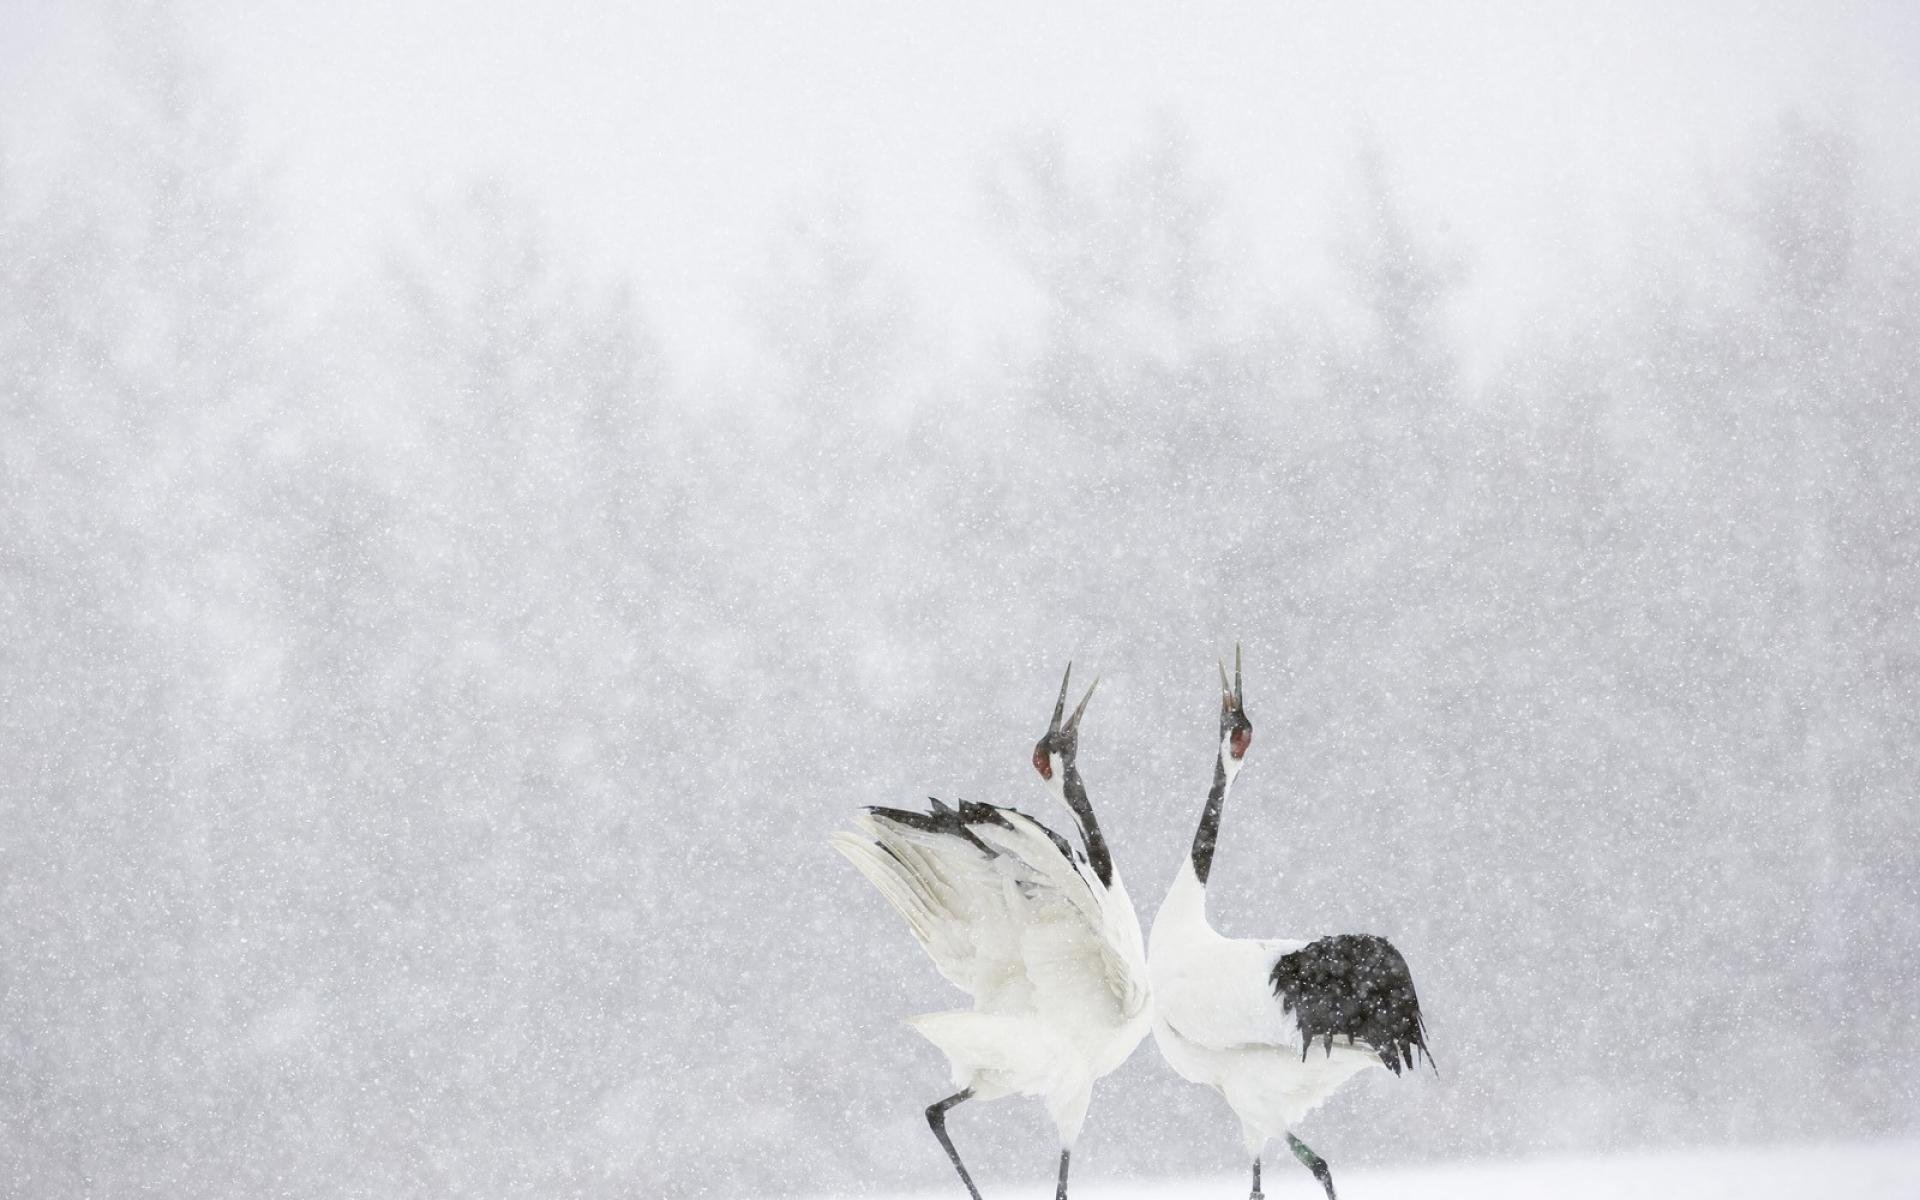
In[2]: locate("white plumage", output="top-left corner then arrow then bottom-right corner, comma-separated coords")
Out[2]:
832,668 -> 1149,1200
1151,869 -> 1382,1151
834,807 -> 1147,1133
1149,653 -> 1430,1200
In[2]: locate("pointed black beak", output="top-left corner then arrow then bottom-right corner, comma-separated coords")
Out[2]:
1064,674 -> 1099,734
1048,662 -> 1099,736
1219,645 -> 1246,715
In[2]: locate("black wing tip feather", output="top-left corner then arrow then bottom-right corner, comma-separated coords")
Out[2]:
864,797 -> 1078,866
1270,933 -> 1435,1076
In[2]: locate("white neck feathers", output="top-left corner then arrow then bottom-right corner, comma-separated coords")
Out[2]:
1150,857 -> 1216,954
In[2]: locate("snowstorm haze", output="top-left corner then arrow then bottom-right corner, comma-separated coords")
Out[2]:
2,1 -> 1917,1197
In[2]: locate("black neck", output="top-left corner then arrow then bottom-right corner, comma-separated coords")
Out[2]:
1189,751 -> 1229,886
1062,763 -> 1114,888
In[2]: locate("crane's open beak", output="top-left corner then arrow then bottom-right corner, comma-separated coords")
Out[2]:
1049,663 -> 1099,735
1065,674 -> 1099,733
1219,644 -> 1245,714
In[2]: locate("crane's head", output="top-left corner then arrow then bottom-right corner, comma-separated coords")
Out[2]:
1219,644 -> 1252,777
1032,662 -> 1098,797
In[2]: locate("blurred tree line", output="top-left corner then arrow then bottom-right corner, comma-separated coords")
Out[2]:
1,10 -> 1915,1198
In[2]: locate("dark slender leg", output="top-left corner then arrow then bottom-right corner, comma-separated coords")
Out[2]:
925,1089 -> 983,1200
1287,1134 -> 1336,1200
1250,1155 -> 1264,1200
1055,1148 -> 1070,1200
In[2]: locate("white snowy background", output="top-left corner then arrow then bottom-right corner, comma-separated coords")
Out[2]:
2,2 -> 1918,1197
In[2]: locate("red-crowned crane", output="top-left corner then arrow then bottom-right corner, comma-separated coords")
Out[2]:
1148,650 -> 1432,1199
831,666 -> 1150,1200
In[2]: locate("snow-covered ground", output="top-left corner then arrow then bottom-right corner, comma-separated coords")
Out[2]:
823,1140 -> 1920,1199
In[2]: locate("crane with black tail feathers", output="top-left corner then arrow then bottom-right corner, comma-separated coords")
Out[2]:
831,666 -> 1150,1200
1148,649 -> 1432,1200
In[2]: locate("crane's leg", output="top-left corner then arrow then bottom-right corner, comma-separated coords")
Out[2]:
1055,1148 -> 1070,1200
925,1089 -> 984,1200
1286,1134 -> 1337,1200
1249,1155 -> 1264,1199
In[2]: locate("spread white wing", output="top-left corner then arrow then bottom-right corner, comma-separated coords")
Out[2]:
832,800 -> 1148,1023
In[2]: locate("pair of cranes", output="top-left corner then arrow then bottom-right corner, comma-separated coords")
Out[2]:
832,654 -> 1431,1200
